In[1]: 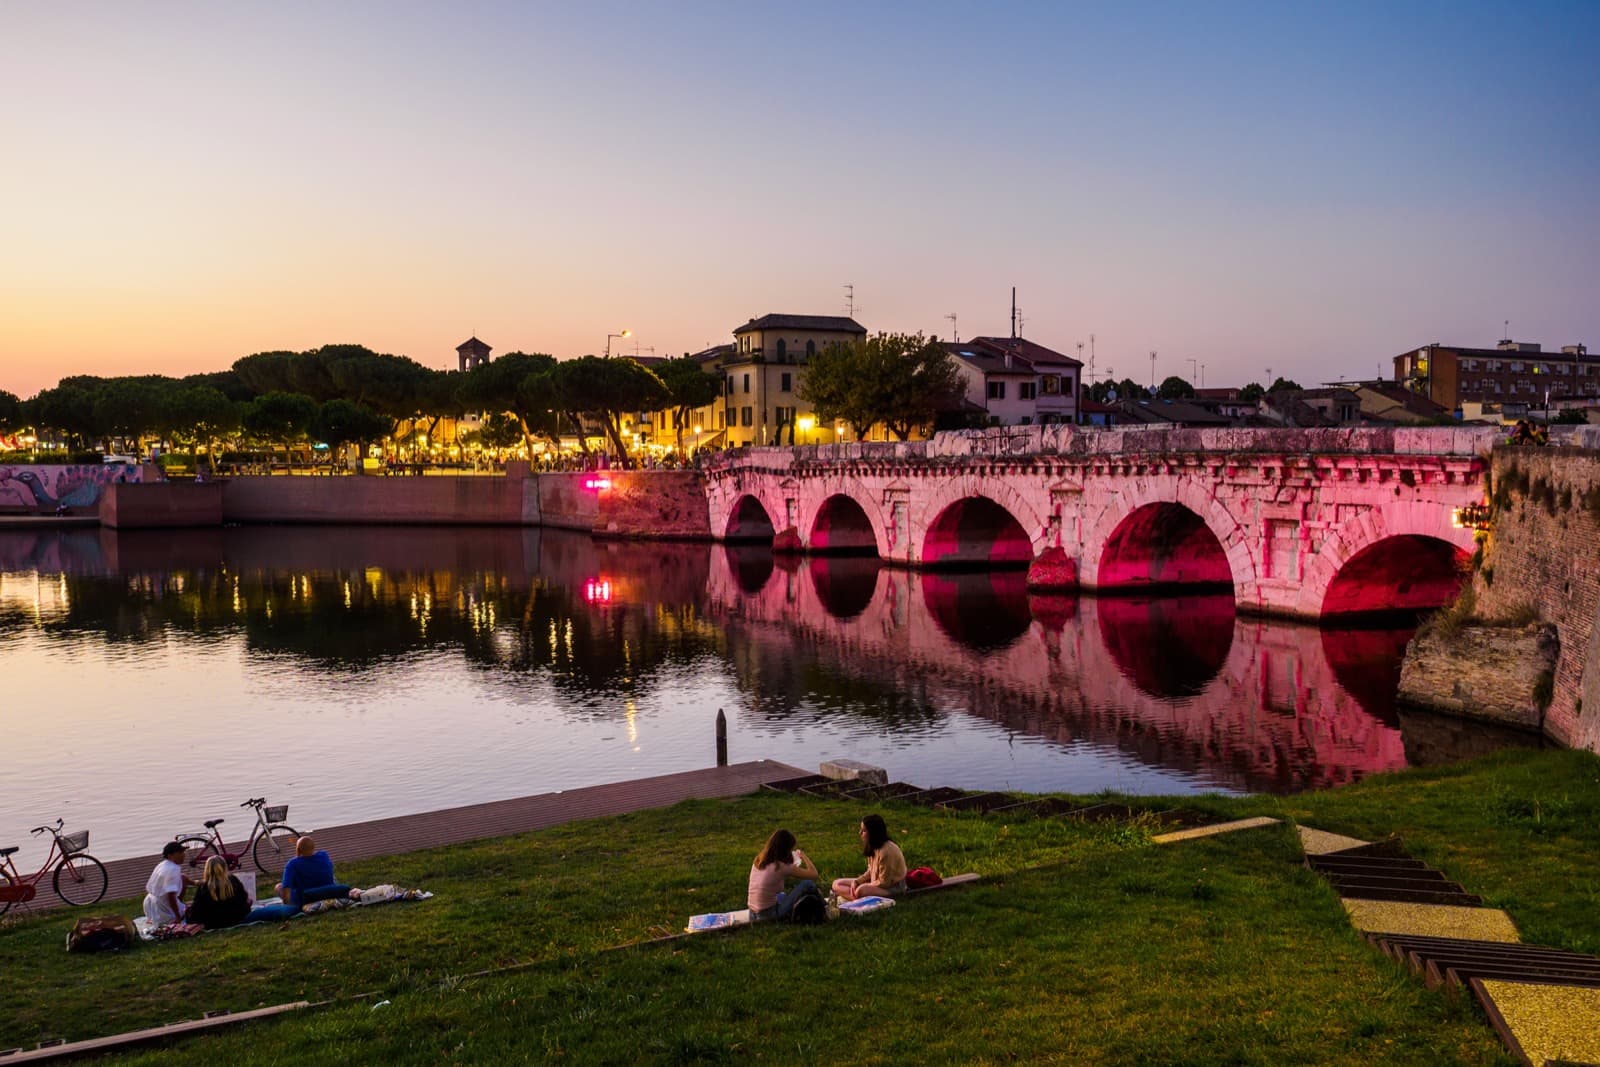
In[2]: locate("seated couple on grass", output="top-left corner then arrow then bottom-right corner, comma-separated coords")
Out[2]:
747,814 -> 907,920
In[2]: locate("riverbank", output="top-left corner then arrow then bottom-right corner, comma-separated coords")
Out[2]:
3,748 -> 1594,1062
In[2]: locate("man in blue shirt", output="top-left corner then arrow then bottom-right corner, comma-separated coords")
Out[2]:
276,835 -> 359,909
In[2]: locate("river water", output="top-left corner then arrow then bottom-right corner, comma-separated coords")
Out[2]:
0,526 -> 1532,861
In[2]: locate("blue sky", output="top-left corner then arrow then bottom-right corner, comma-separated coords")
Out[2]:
2,1 -> 1596,394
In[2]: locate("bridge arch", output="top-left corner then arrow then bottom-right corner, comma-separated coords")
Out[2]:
804,490 -> 886,556
723,492 -> 779,542
1082,478 -> 1253,592
916,476 -> 1048,568
1301,502 -> 1473,618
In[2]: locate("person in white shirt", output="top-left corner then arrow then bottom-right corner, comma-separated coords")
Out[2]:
142,841 -> 190,927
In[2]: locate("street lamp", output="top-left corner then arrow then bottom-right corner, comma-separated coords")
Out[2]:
693,423 -> 702,454
797,414 -> 816,445
605,329 -> 632,359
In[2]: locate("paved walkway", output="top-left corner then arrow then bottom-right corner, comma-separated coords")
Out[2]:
47,761 -> 803,912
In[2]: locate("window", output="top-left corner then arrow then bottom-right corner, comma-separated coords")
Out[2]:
1020,415 -> 1033,425
776,339 -> 787,360
1019,381 -> 1038,400
987,381 -> 1006,400
717,410 -> 726,430
1489,361 -> 1501,371
741,407 -> 753,427
743,373 -> 751,393
774,405 -> 795,424
780,372 -> 792,392
725,376 -> 734,396
806,340 -> 815,358
1463,359 -> 1478,371
724,406 -> 735,427
1041,375 -> 1060,395
1510,362 -> 1523,372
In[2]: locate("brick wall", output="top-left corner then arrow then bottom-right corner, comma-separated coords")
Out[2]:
1472,446 -> 1600,749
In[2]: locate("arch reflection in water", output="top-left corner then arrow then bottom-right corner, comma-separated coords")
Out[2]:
920,570 -> 1032,652
1096,594 -> 1235,699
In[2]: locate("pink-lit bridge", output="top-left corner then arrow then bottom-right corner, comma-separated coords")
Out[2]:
703,425 -> 1495,619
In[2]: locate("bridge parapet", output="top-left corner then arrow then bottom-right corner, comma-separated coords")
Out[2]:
702,425 -> 1501,473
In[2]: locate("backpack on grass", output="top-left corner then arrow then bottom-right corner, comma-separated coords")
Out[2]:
906,866 -> 943,890
66,915 -> 138,953
785,884 -> 829,925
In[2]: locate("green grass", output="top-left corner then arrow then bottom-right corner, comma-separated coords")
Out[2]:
6,748 -> 1598,1064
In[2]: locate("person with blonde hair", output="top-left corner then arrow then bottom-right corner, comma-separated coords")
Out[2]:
186,856 -> 252,929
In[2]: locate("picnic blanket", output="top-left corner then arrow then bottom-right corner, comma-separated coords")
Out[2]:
685,908 -> 753,933
837,895 -> 895,915
133,885 -> 432,941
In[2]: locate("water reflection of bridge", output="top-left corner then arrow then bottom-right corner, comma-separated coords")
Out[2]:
1,526 -> 1426,794
707,548 -> 1412,793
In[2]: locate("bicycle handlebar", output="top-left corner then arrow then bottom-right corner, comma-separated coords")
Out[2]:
241,798 -> 266,807
30,819 -> 64,835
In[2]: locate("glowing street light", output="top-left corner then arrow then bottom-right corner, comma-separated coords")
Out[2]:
692,423 -> 702,454
797,414 -> 816,445
605,329 -> 632,359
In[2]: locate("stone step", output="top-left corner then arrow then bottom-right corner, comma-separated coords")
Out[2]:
1309,855 -> 1435,875
839,781 -> 927,802
1370,934 -> 1599,965
899,787 -> 972,808
759,774 -> 831,794
1324,873 -> 1471,894
934,791 -> 1018,814
1337,885 -> 1484,907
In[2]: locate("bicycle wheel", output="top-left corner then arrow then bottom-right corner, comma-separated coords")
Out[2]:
174,836 -> 219,880
54,855 -> 108,906
0,872 -> 16,917
253,824 -> 299,876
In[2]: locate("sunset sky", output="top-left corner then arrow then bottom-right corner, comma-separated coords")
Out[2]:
2,2 -> 1596,398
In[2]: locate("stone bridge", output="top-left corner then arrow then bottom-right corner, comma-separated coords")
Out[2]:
703,426 -> 1496,620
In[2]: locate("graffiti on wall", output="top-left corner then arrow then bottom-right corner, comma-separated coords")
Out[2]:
0,465 -> 143,511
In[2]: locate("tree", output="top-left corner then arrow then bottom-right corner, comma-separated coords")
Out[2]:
655,357 -> 723,452
1268,376 -> 1302,393
549,357 -> 668,467
800,332 -> 965,441
164,385 -> 239,457
1089,377 -> 1150,404
242,391 -> 319,448
0,389 -> 24,434
312,399 -> 389,469
232,351 -> 300,396
27,382 -> 101,449
1556,408 -> 1590,424
456,352 -> 563,454
462,412 -> 524,451
1239,382 -> 1266,403
1157,376 -> 1195,400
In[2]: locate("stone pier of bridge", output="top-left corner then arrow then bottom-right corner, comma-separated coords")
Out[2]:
703,425 -> 1495,620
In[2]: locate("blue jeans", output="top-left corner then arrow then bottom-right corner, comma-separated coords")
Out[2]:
296,883 -> 353,907
775,880 -> 816,920
246,902 -> 299,922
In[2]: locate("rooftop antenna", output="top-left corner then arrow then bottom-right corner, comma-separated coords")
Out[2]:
1149,350 -> 1157,391
945,313 -> 959,343
1010,287 -> 1017,339
1200,362 -> 1206,388
843,284 -> 856,317
1188,357 -> 1198,385
1503,318 -> 1510,342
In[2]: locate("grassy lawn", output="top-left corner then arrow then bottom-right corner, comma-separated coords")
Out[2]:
2,748 -> 1594,1064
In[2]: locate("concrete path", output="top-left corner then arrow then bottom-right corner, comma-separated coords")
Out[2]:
13,761 -> 803,915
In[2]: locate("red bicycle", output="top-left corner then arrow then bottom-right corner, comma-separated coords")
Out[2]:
0,819 -> 109,915
172,798 -> 300,879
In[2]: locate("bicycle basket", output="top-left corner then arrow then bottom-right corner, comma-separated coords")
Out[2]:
59,830 -> 89,855
264,805 -> 289,824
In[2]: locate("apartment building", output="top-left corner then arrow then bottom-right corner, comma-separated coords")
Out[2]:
946,336 -> 1082,426
1394,339 -> 1594,414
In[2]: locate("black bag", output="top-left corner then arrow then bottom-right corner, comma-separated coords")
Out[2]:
785,884 -> 828,925
66,915 -> 137,953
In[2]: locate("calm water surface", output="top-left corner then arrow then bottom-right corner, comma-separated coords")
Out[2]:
0,526 -> 1530,860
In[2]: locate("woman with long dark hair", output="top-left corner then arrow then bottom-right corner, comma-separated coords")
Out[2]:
748,828 -> 820,921
831,813 -> 906,901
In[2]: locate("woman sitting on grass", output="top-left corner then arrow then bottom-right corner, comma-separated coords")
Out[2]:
747,828 -> 819,921
832,814 -> 906,901
186,857 -> 253,930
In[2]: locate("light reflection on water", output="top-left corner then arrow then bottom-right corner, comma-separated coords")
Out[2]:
0,526 -> 1533,860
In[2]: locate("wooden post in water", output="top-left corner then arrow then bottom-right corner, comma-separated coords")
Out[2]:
715,708 -> 728,767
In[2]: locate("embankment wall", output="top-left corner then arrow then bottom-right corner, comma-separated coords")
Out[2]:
1471,446 -> 1600,750
101,482 -> 224,528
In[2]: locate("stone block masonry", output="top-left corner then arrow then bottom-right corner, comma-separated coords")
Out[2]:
1470,447 -> 1600,750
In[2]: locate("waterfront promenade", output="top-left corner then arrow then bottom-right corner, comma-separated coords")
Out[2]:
50,761 -> 802,913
